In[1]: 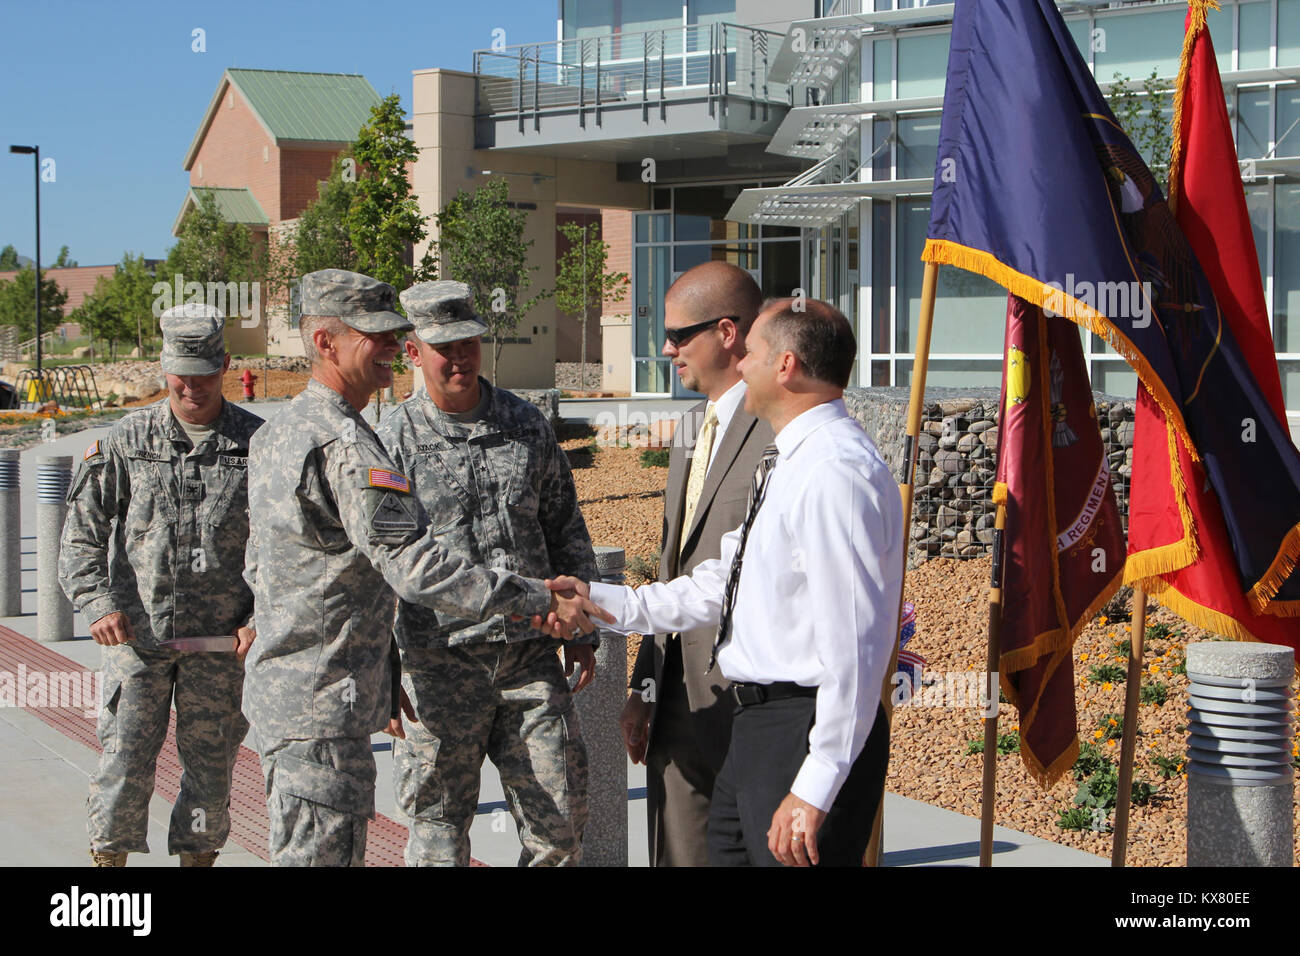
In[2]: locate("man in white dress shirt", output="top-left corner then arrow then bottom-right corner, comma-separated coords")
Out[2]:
539,297 -> 903,866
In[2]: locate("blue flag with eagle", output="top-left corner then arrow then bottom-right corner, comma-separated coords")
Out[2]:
924,0 -> 1300,615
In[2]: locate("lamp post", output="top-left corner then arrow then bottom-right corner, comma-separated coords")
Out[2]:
9,145 -> 41,381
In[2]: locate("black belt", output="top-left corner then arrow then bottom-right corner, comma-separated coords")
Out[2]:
732,681 -> 817,707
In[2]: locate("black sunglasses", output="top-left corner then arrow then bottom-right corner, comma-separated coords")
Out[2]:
664,315 -> 740,348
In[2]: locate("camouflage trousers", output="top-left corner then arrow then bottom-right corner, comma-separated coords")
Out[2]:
257,735 -> 375,867
396,639 -> 588,866
89,644 -> 247,856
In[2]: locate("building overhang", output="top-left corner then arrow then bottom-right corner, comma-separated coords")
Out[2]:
726,177 -> 933,228
475,97 -> 788,163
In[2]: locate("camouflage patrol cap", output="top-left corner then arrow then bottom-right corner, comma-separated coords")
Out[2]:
300,269 -> 413,334
159,303 -> 227,376
400,280 -> 489,345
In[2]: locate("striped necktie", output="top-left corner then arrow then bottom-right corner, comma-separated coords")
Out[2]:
708,443 -> 780,673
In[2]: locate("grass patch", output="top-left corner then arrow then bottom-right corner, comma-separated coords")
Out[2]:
639,448 -> 670,468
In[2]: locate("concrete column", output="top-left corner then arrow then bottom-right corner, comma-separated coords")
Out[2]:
575,544 -> 628,866
35,455 -> 73,643
0,450 -> 20,617
1186,640 -> 1294,867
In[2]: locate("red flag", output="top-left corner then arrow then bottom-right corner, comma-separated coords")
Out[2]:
1126,1 -> 1300,650
995,295 -> 1127,786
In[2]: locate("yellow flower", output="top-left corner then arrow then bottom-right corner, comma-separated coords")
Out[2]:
1153,728 -> 1162,735
1093,729 -> 1104,739
1147,741 -> 1156,749
1080,653 -> 1089,661
1107,740 -> 1116,748
1108,718 -> 1118,727
1148,664 -> 1160,675
1103,682 -> 1114,691
1100,616 -> 1109,625
1099,653 -> 1108,660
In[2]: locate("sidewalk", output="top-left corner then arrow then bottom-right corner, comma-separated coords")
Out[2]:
0,408 -> 1105,867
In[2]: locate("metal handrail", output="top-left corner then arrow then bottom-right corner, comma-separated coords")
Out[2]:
473,22 -> 791,119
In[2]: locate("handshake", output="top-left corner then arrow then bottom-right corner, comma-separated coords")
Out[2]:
532,576 -> 614,640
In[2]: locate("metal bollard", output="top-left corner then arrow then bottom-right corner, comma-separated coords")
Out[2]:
35,455 -> 74,642
0,450 -> 20,617
1186,640 -> 1294,866
574,545 -> 629,866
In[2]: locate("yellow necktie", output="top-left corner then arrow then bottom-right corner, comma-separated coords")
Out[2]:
680,403 -> 717,554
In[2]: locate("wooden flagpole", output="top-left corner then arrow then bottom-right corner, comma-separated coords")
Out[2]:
979,500 -> 1008,865
1111,583 -> 1148,866
864,260 -> 941,866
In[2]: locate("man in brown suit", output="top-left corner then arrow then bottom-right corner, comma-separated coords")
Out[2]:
620,261 -> 773,866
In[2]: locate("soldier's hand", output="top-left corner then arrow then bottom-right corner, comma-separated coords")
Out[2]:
536,584 -> 614,640
235,626 -> 256,659
564,642 -> 596,694
620,692 -> 652,764
384,686 -> 416,740
89,611 -> 135,646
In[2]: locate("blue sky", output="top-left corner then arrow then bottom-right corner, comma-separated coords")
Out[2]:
0,0 -> 557,267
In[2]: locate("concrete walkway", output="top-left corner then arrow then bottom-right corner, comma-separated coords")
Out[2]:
0,402 -> 1104,867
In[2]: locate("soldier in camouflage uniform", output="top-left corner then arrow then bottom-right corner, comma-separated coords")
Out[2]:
242,269 -> 607,867
59,304 -> 262,867
378,281 -> 599,867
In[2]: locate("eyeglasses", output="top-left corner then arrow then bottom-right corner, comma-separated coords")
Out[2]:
664,315 -> 739,348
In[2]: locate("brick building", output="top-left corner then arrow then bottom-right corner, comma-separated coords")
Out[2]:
176,68 -> 381,355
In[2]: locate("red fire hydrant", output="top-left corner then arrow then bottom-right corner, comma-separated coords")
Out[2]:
240,369 -> 257,400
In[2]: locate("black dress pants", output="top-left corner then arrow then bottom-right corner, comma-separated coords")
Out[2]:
707,697 -> 889,867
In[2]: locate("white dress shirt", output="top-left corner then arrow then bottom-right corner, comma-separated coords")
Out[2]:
704,377 -> 747,472
590,398 -> 904,811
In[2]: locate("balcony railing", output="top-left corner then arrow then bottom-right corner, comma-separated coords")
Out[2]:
473,22 -> 790,130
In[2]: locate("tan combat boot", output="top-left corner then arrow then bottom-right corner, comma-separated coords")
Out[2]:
179,850 -> 219,867
90,849 -> 127,867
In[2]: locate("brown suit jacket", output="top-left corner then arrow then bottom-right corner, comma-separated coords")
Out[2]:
629,394 -> 774,771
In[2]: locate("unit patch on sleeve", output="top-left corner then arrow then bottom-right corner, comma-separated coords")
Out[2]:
369,490 -> 419,533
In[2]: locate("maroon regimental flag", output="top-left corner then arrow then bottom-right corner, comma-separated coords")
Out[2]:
994,295 -> 1126,786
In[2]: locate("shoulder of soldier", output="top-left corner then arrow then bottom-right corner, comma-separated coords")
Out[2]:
492,387 -> 552,436
375,397 -> 418,447
224,400 -> 265,439
98,402 -> 164,453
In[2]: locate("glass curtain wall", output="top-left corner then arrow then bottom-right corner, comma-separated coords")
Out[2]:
632,181 -> 804,395
860,0 -> 1300,407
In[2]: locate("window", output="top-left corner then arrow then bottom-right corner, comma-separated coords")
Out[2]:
1282,0 -> 1300,67
898,199 -> 1005,354
1238,1 -> 1272,71
872,38 -> 893,100
1275,184 -> 1300,353
896,32 -> 948,99
896,113 -> 940,180
1237,87 -> 1272,160
1093,8 -> 1184,81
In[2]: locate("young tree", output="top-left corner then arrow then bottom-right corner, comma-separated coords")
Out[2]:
553,220 -> 629,389
0,245 -> 22,270
296,152 -> 359,275
164,191 -> 264,288
1108,69 -> 1174,193
53,245 -> 77,268
347,94 -> 435,291
432,178 -> 548,382
73,275 -> 134,361
0,266 -> 68,344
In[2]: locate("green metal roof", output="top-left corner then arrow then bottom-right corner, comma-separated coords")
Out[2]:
227,69 -> 380,143
172,187 -> 269,235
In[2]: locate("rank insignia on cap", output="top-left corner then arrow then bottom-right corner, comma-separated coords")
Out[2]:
367,468 -> 410,493
84,441 -> 101,460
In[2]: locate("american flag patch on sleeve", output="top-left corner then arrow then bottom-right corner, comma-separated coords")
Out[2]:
84,440 -> 101,460
367,467 -> 410,493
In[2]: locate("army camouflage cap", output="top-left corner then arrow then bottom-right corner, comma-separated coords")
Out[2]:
300,269 -> 413,334
400,280 -> 489,345
159,303 -> 227,376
